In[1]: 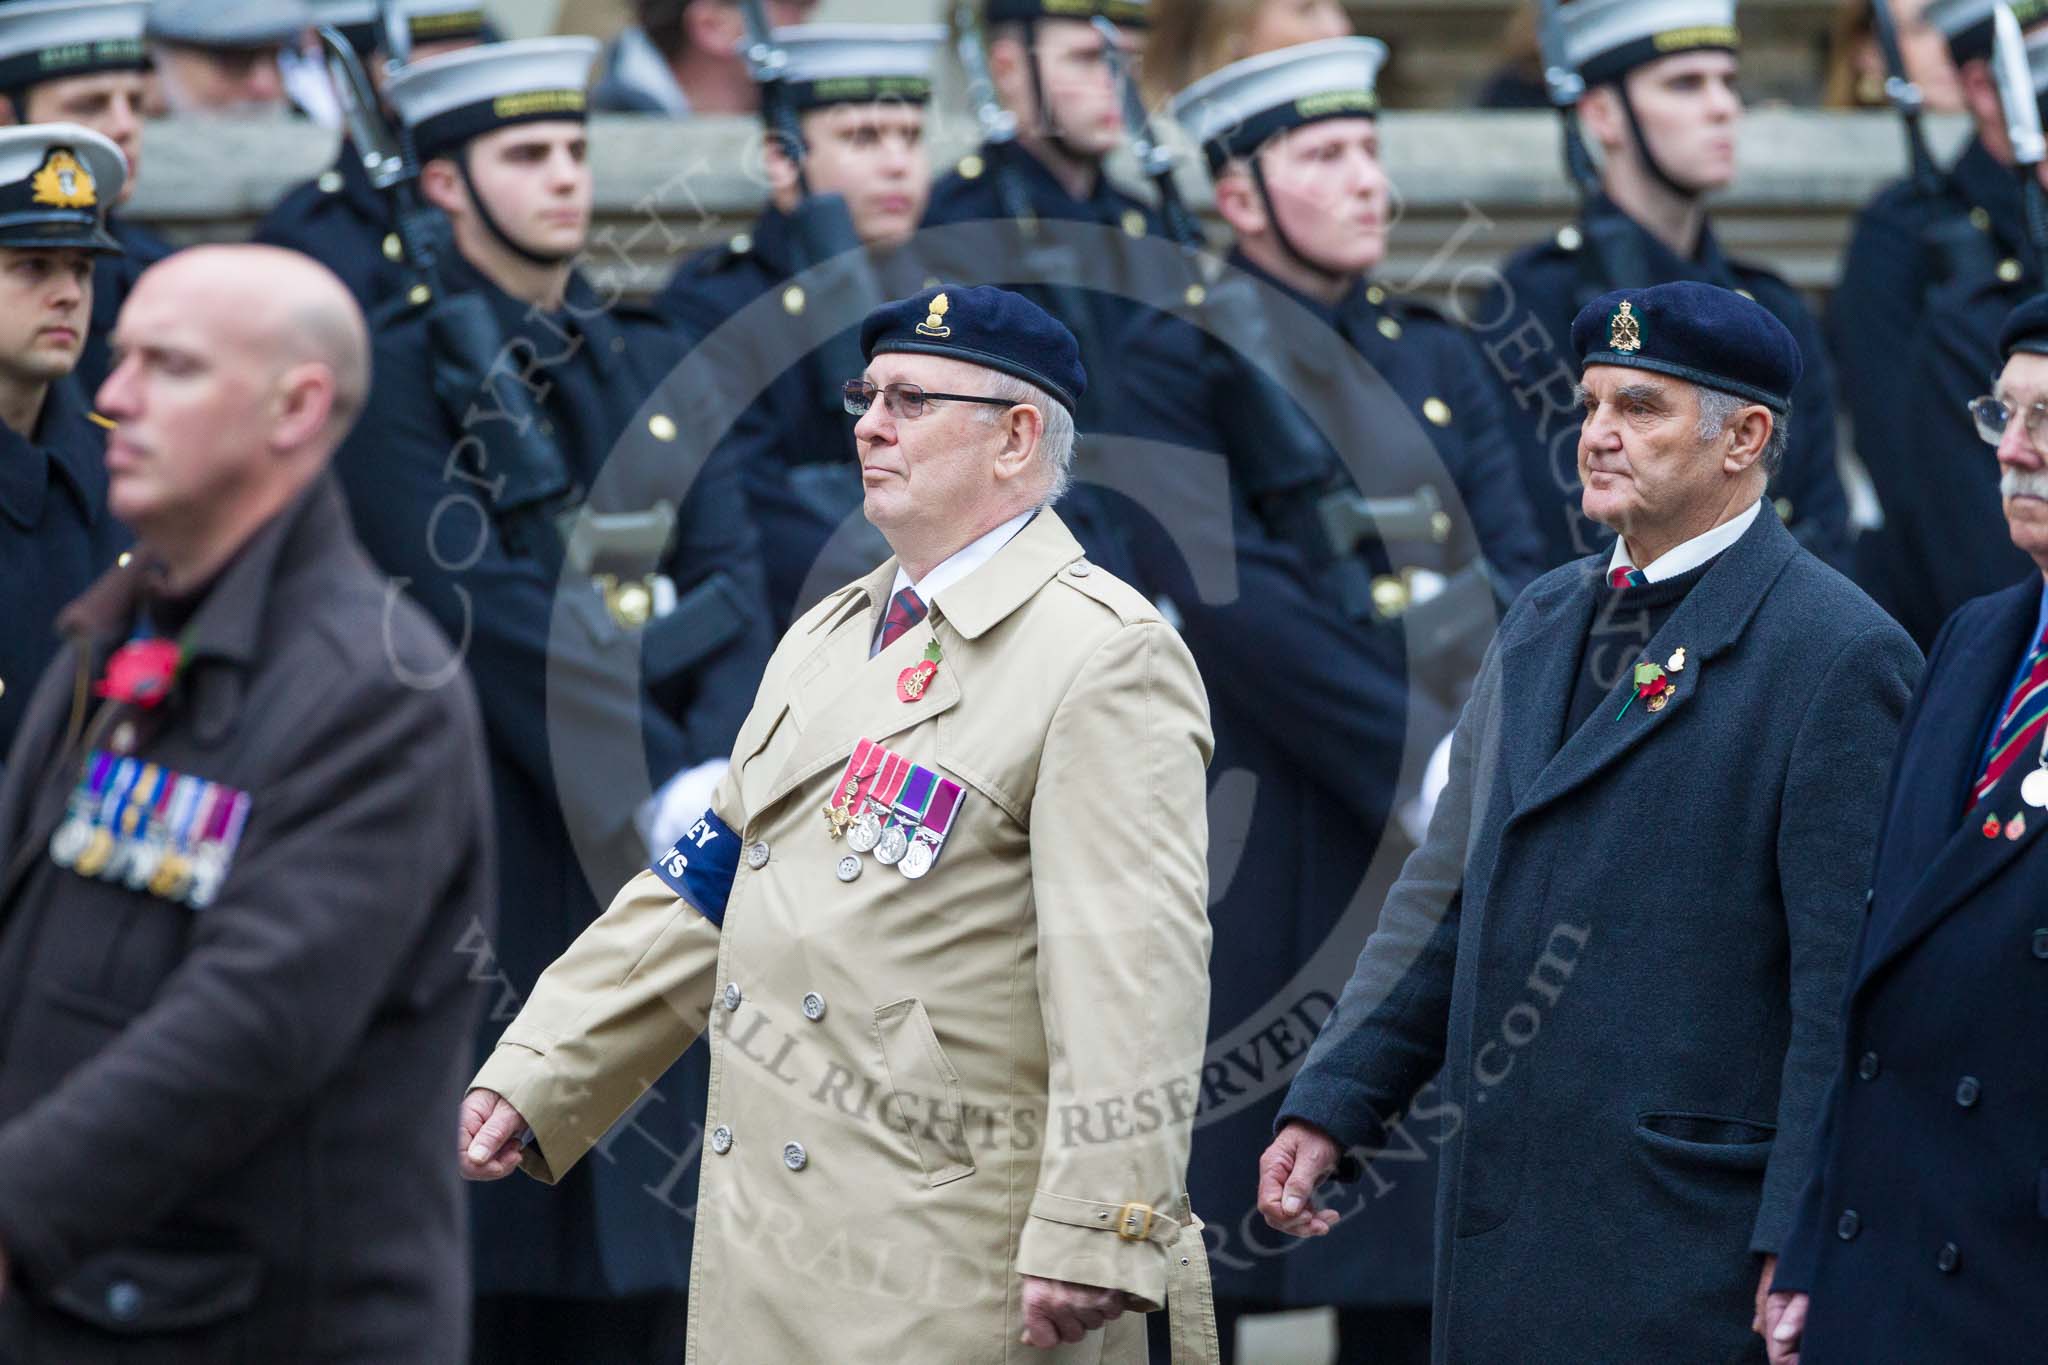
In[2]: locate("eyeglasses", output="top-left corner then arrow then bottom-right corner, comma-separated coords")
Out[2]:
842,380 -> 1019,420
1969,393 -> 2048,449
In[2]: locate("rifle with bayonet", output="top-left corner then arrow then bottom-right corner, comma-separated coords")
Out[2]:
1993,1 -> 2048,277
1092,17 -> 1486,641
1538,0 -> 1650,297
319,17 -> 747,679
1871,0 -> 1943,196
738,0 -> 882,406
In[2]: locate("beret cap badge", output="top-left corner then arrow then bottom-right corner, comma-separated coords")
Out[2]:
1609,299 -> 1643,355
916,292 -> 951,339
31,149 -> 94,209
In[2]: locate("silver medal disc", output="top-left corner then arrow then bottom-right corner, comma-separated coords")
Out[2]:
48,817 -> 89,869
847,810 -> 883,854
836,853 -> 863,883
2024,768 -> 2048,810
124,842 -> 164,891
875,823 -> 910,865
900,839 -> 934,880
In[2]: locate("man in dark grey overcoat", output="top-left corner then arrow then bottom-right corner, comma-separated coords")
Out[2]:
1257,280 -> 1923,1363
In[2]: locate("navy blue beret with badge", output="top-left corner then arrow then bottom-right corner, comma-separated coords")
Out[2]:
2000,292 -> 2048,359
861,284 -> 1086,414
1571,280 -> 1802,413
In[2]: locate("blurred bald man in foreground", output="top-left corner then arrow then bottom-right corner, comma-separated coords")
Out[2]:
0,245 -> 494,1364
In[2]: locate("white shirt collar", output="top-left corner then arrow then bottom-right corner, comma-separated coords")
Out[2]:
887,510 -> 1036,610
1607,498 -> 1762,584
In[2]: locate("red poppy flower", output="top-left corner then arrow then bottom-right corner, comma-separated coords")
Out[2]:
95,638 -> 183,709
1638,675 -> 1670,699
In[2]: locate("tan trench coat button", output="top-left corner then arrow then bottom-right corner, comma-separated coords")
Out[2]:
802,992 -> 825,1021
836,854 -> 862,882
1067,561 -> 1092,577
783,1141 -> 808,1171
711,1124 -> 733,1154
746,841 -> 770,870
723,982 -> 743,1011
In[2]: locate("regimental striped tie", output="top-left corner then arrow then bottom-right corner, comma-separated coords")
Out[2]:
1972,625 -> 2048,805
874,586 -> 928,657
1609,565 -> 1647,589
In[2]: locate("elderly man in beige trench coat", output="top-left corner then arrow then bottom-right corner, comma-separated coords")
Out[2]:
459,285 -> 1221,1363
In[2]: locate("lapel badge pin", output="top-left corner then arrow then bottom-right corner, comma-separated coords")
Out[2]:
1984,813 -> 2003,840
1617,661 -> 1674,719
1665,646 -> 1687,674
2008,812 -> 2028,841
898,639 -> 943,703
2023,766 -> 2048,809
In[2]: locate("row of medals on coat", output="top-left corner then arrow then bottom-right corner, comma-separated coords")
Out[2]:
822,737 -> 965,883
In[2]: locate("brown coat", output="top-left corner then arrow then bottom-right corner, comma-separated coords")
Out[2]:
0,477 -> 494,1364
476,510 -> 1221,1362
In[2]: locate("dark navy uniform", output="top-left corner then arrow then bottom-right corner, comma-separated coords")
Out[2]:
256,140 -> 411,314
337,247 -> 774,1330
656,210 -> 935,631
1481,195 -> 1850,571
1105,249 -> 1545,1342
78,214 -> 170,400
1834,138 -> 2035,650
0,375 -> 127,764
922,142 -> 1163,429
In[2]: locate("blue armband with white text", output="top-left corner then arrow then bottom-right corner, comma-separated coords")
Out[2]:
650,810 -> 740,928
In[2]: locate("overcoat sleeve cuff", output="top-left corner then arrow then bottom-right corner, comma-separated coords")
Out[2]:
1013,1190 -> 1174,1309
470,1040 -> 567,1186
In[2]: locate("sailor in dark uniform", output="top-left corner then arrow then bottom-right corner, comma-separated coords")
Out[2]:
339,38 -> 775,1365
0,123 -> 129,766
655,24 -> 945,629
1834,0 -> 2048,648
1473,0 -> 1850,571
255,1 -> 490,314
922,0 -> 1160,432
1104,39 -> 1544,1363
0,0 -> 169,397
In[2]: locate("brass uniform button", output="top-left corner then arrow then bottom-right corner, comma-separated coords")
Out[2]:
1121,209 -> 1146,238
1556,224 -> 1584,252
1999,258 -> 2024,284
783,284 -> 806,315
382,233 -> 403,262
1377,316 -> 1402,341
1371,574 -> 1410,619
318,170 -> 343,194
408,284 -> 431,306
729,232 -> 752,254
958,153 -> 984,180
1366,284 -> 1386,306
1183,283 -> 1206,307
1970,206 -> 1992,231
1422,397 -> 1453,428
648,413 -> 678,442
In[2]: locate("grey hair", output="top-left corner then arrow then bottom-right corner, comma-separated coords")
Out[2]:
975,371 -> 1077,506
1696,384 -> 1789,478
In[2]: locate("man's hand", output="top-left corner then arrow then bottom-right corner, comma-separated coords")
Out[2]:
1017,1275 -> 1135,1348
1257,1120 -> 1343,1236
458,1087 -> 527,1181
1763,1289 -> 1807,1365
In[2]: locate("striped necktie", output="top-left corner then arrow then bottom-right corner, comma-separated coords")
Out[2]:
873,587 -> 928,657
1971,623 -> 2048,806
1609,565 -> 1647,590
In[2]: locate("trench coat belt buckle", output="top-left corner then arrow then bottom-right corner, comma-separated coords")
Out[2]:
1116,1201 -> 1156,1242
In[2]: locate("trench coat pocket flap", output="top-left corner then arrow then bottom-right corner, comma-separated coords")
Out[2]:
48,1248 -> 261,1334
873,997 -> 976,1186
1633,1111 -> 1776,1172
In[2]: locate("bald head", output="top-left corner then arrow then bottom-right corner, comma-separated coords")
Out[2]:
136,245 -> 371,440
98,245 -> 375,582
